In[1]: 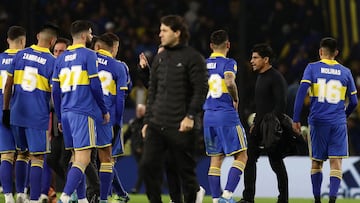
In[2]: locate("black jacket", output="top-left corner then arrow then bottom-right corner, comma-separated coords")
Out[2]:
260,113 -> 308,157
144,44 -> 208,128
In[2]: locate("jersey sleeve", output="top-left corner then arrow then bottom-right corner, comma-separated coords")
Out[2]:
346,69 -> 357,96
117,63 -> 129,91
86,50 -> 99,78
7,51 -> 19,76
300,64 -> 313,84
224,59 -> 237,76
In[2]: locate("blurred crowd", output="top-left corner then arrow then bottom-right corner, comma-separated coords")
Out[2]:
0,0 -> 360,155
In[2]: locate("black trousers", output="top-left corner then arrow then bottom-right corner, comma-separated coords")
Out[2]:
140,124 -> 199,203
242,133 -> 288,203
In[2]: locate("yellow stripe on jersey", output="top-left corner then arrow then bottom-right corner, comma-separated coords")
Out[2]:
120,86 -> 128,90
59,70 -> 90,87
301,79 -> 311,84
13,70 -> 51,92
309,83 -> 346,100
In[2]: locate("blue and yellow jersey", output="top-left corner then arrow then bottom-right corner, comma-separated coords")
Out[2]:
203,53 -> 240,127
7,45 -> 55,129
97,49 -> 128,124
52,44 -> 103,119
301,59 -> 357,124
118,60 -> 132,94
0,49 -> 20,121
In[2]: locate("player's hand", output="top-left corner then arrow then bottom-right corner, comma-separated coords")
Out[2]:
2,109 -> 10,128
139,52 -> 149,69
142,124 -> 148,138
103,112 -> 110,124
58,123 -> 63,132
179,116 -> 194,132
292,122 -> 301,134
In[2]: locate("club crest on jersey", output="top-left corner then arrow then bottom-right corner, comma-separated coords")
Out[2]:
207,62 -> 216,69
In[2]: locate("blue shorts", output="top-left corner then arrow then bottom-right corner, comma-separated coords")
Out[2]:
12,126 -> 50,154
309,123 -> 348,161
112,127 -> 124,157
61,112 -> 96,150
96,123 -> 113,148
0,123 -> 16,153
203,124 -> 247,156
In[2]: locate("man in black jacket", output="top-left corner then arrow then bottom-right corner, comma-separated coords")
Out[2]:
239,44 -> 288,203
141,15 -> 208,203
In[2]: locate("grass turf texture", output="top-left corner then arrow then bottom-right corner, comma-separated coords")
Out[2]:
1,194 -> 358,203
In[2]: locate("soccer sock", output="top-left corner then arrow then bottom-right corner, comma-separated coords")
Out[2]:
329,169 -> 342,198
29,159 -> 44,200
0,158 -> 14,194
208,166 -> 221,198
41,156 -> 52,195
112,167 -> 127,197
15,156 -> 29,193
99,162 -> 113,200
76,173 -> 86,199
224,160 -> 245,193
311,168 -> 323,199
4,193 -> 14,203
63,162 -> 86,196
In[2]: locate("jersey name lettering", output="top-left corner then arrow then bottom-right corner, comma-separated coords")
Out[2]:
22,53 -> 47,65
321,67 -> 341,75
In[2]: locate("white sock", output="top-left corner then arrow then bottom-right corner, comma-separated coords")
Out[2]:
4,193 -> 14,203
222,190 -> 233,199
78,198 -> 89,203
212,198 -> 219,203
60,193 -> 71,203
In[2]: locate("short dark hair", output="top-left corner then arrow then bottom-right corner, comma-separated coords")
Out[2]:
160,15 -> 190,44
251,43 -> 275,64
55,37 -> 71,46
320,37 -> 337,55
70,20 -> 92,36
39,23 -> 59,36
210,30 -> 229,45
98,33 -> 114,47
7,26 -> 26,40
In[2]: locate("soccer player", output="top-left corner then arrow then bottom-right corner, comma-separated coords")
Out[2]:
203,30 -> 248,203
40,37 -> 72,203
292,37 -> 358,203
52,20 -> 110,203
105,32 -> 130,203
0,25 -> 26,203
93,33 -> 128,203
3,23 -> 58,203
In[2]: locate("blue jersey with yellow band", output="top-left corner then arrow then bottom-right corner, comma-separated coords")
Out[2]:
96,49 -> 128,125
299,59 -> 357,125
203,53 -> 240,127
7,45 -> 55,130
52,44 -> 106,120
0,49 -> 20,121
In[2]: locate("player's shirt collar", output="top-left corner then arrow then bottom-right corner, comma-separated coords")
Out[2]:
97,49 -> 113,58
210,52 -> 226,58
67,44 -> 86,50
320,59 -> 339,65
31,45 -> 51,53
4,49 -> 20,54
